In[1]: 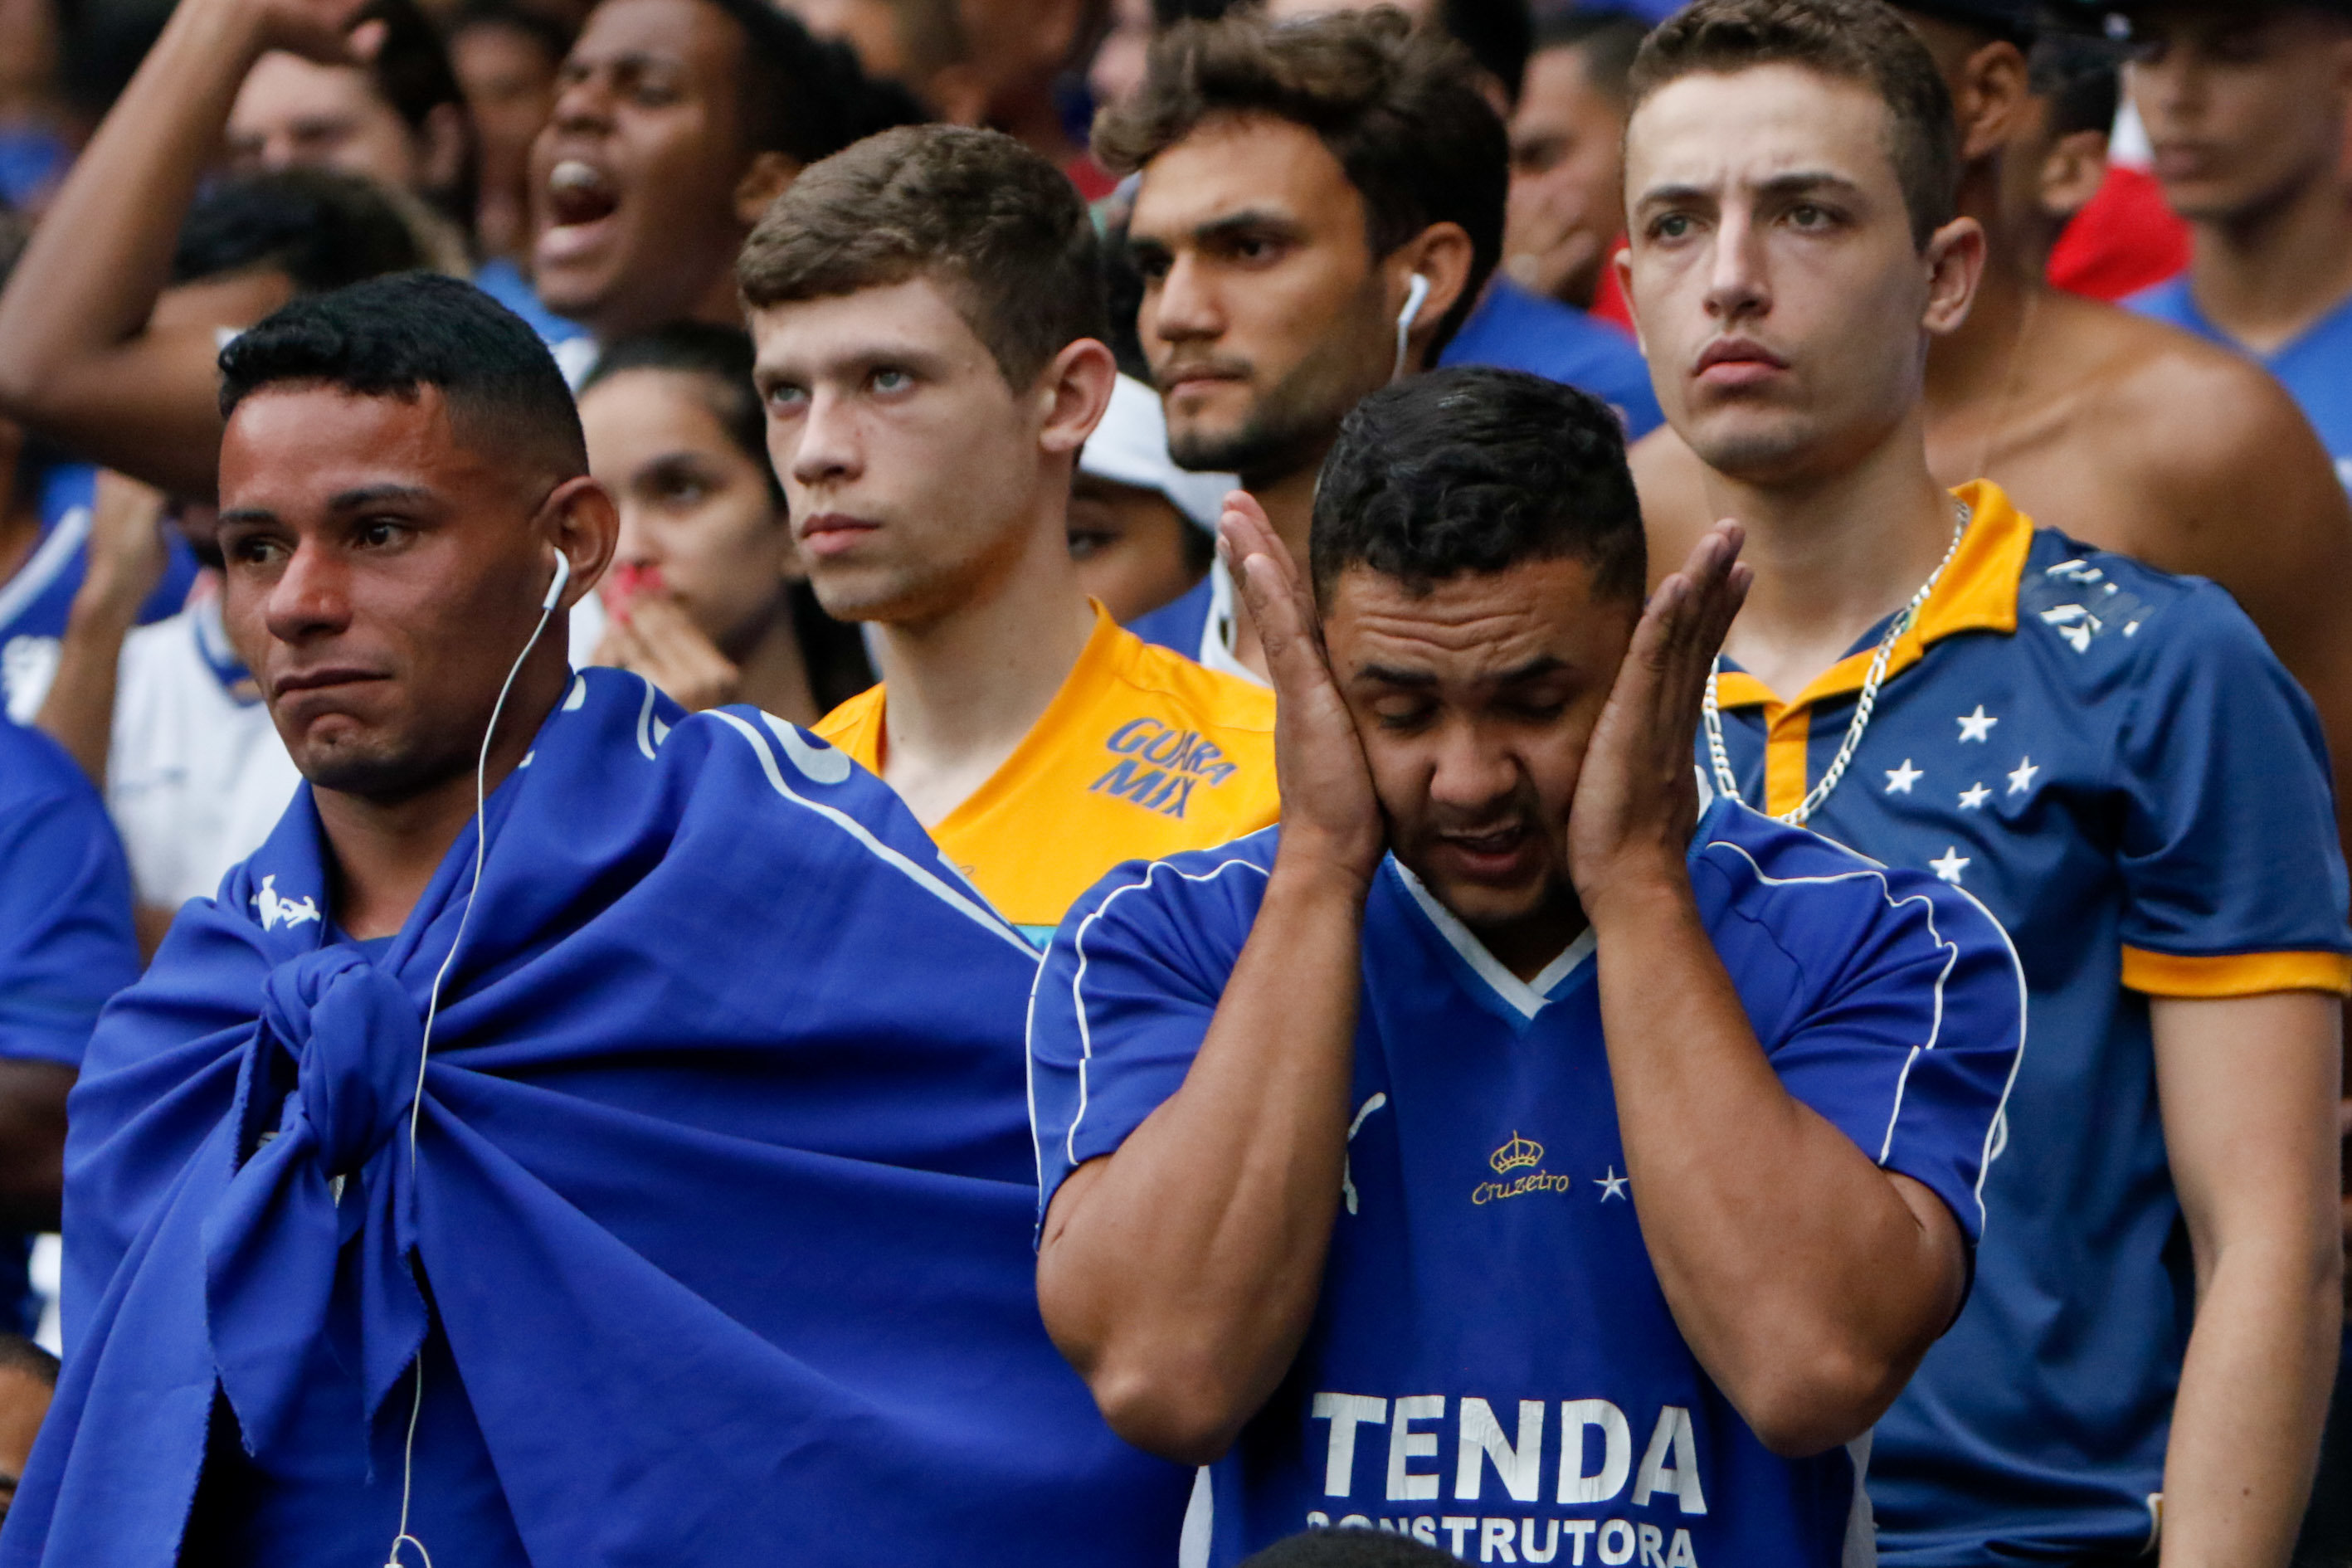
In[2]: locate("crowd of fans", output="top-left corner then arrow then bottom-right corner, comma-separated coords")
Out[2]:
0,0 -> 2348,1562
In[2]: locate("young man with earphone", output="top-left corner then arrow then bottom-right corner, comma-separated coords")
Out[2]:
12,273 -> 1191,1568
1614,4 -> 2349,1563
1104,8 -> 1501,684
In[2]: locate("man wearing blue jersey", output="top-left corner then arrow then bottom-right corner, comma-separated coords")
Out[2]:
1613,2 -> 2352,1562
0,718 -> 139,1337
2123,0 -> 2352,489
1032,365 -> 2027,1567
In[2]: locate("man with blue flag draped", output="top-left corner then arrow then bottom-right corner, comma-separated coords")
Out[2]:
0,272 -> 1191,1567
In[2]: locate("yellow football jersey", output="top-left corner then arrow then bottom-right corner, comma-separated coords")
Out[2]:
816,606 -> 1279,943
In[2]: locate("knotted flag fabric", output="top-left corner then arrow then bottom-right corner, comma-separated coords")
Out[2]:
2,669 -> 1190,1567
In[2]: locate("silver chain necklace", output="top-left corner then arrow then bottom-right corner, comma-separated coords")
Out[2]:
1703,504 -> 1970,828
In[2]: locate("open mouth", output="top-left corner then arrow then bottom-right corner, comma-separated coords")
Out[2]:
540,159 -> 621,260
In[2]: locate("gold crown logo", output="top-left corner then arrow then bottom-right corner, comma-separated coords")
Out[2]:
1490,1132 -> 1543,1174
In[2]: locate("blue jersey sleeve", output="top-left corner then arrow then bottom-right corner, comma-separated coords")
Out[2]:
1029,833 -> 1274,1220
1692,811 -> 2028,1246
0,722 -> 139,1065
2109,580 -> 2352,996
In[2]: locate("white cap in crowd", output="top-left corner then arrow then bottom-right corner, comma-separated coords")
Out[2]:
1080,373 -> 1239,532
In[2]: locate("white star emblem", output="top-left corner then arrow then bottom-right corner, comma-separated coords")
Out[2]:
1596,1166 -> 1629,1201
1957,706 -> 1998,743
1885,758 -> 1923,795
1958,783 -> 1991,811
2007,756 -> 2040,796
1930,846 -> 1970,884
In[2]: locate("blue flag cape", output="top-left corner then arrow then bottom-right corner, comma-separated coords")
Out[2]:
3,670 -> 1189,1566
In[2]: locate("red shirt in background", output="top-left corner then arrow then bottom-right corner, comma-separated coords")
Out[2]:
2048,164 -> 2189,303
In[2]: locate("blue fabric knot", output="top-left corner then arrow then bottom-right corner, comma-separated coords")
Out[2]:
261,950 -> 421,1176
202,948 -> 430,1460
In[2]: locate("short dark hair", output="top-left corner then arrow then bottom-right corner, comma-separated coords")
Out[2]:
1311,365 -> 1644,605
1630,0 -> 1962,248
219,271 -> 587,478
738,124 -> 1108,390
1531,10 -> 1648,100
2028,31 -> 2123,138
1095,8 -> 1507,357
699,0 -> 930,163
1239,1528 -> 1468,1568
172,168 -> 430,292
0,1334 -> 57,1390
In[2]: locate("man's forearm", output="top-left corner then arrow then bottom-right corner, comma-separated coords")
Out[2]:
34,585 -> 138,786
1038,850 -> 1369,1463
0,0 -> 263,493
1590,870 -> 1960,1455
2160,1239 -> 2340,1567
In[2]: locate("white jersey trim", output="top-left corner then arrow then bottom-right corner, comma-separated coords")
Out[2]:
1059,849 -> 1273,1173
705,704 -> 1035,959
0,502 -> 88,635
1696,835 -> 2027,1230
1391,859 -> 1596,1020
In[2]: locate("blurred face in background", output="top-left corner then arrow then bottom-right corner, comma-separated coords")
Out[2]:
531,0 -> 764,337
1127,112 -> 1395,485
1507,41 -> 1628,309
2127,3 -> 2352,227
580,366 -> 794,655
452,16 -> 565,260
229,54 -> 444,194
1067,474 -> 1205,622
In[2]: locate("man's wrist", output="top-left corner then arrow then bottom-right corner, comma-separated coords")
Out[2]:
1577,852 -> 1698,934
1270,830 -> 1381,908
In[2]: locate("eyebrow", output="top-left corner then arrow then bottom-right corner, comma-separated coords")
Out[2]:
1634,170 -> 1865,209
1132,207 -> 1307,251
1352,655 -> 1569,687
326,483 -> 436,511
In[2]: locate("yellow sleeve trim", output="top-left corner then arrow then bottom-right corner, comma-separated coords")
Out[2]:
2120,947 -> 2352,998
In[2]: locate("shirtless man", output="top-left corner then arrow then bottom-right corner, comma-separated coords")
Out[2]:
1629,0 -> 2352,847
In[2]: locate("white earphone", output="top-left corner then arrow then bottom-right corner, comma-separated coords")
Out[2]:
1391,272 -> 1431,382
542,548 -> 572,612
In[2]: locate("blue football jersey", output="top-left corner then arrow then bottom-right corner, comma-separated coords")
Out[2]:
1702,483 -> 2352,1562
2130,277 -> 2352,491
1031,802 -> 2025,1568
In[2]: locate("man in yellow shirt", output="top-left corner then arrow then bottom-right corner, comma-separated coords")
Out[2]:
739,122 -> 1277,943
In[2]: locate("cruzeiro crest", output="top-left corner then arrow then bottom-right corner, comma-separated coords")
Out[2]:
1473,1132 -> 1628,1206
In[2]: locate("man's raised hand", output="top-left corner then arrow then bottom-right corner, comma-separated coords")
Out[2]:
1567,520 -> 1751,915
1218,491 -> 1384,891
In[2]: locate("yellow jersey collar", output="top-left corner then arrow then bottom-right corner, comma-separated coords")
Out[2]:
1712,480 -> 2032,716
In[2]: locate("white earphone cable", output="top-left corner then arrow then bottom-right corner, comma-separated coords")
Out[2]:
383,553 -> 566,1568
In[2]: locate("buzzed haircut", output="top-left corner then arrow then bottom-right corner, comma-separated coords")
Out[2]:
699,0 -> 929,163
1310,365 -> 1644,605
218,271 -> 587,479
1531,10 -> 1648,100
1630,0 -> 1963,248
738,124 -> 1109,391
171,168 -> 429,292
1095,8 -> 1508,357
1239,1527 -> 1469,1567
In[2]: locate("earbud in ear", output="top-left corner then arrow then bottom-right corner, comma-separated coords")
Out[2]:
1392,273 -> 1432,381
542,548 -> 572,613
